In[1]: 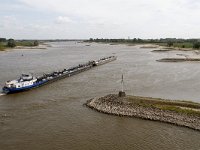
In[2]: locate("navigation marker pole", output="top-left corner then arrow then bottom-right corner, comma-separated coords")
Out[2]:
121,74 -> 124,92
118,74 -> 126,97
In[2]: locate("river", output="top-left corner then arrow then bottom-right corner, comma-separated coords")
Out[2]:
0,42 -> 200,150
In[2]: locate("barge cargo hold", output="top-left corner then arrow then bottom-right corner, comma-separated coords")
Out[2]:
2,56 -> 117,94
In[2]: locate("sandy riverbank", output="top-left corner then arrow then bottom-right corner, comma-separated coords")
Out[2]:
15,45 -> 47,49
140,44 -> 198,52
151,49 -> 173,52
157,58 -> 200,62
86,94 -> 200,131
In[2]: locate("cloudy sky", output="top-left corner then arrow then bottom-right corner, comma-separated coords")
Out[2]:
0,0 -> 200,39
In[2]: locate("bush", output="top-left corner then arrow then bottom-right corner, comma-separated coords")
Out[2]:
7,39 -> 16,47
34,40 -> 39,46
167,41 -> 173,47
193,42 -> 200,49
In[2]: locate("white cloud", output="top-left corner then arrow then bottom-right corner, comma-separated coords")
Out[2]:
0,16 -> 19,31
1,0 -> 200,39
55,16 -> 73,24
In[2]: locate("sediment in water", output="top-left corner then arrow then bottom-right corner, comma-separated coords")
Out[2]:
85,94 -> 200,131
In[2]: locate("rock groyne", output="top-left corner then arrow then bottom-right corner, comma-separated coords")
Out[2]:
86,94 -> 200,131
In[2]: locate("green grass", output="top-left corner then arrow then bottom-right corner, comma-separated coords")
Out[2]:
0,41 -> 39,51
0,45 -> 5,51
155,105 -> 200,117
16,41 -> 36,47
157,42 -> 194,49
0,42 -> 7,51
173,42 -> 193,48
126,95 -> 200,116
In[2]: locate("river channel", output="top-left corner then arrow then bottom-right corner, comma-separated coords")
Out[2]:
0,42 -> 200,150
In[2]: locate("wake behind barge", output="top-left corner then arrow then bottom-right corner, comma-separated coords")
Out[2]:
2,56 -> 117,94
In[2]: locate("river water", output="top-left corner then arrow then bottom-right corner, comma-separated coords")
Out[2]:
0,42 -> 200,150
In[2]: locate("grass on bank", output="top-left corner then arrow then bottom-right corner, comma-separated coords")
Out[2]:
0,42 -> 7,51
173,42 -> 194,48
158,42 -> 194,48
127,95 -> 200,117
0,41 -> 39,51
16,41 -> 38,47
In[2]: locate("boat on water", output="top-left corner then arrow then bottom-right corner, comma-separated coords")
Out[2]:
2,56 -> 117,94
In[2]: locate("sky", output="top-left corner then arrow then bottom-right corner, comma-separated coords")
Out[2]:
0,0 -> 200,39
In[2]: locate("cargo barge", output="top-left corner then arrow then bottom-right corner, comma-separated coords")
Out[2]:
2,56 -> 117,94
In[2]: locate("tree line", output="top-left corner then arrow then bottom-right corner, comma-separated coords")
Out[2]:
87,38 -> 200,49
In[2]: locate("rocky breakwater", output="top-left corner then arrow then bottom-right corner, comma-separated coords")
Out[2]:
86,94 -> 200,131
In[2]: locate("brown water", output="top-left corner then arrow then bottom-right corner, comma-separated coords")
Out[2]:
0,42 -> 200,150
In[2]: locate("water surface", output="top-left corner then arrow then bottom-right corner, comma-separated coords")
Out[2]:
0,42 -> 200,150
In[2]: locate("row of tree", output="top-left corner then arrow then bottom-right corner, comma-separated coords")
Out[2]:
89,38 -> 200,44
0,38 -> 6,42
88,38 -> 200,49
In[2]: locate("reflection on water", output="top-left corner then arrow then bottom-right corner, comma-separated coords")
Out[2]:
0,42 -> 200,150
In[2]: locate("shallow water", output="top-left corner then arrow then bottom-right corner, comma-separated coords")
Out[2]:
0,42 -> 200,150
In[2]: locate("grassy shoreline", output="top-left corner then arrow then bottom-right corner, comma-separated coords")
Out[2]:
0,42 -> 8,51
0,40 -> 40,51
126,95 -> 200,116
86,94 -> 200,131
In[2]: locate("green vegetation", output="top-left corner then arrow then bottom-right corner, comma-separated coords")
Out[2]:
33,40 -> 39,46
16,40 -> 39,47
127,95 -> 200,116
0,38 -> 6,42
156,105 -> 200,117
88,38 -> 147,44
7,39 -> 16,47
167,41 -> 173,47
0,43 -> 7,51
172,42 -> 194,48
87,38 -> 200,49
193,42 -> 200,49
0,38 -> 40,51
